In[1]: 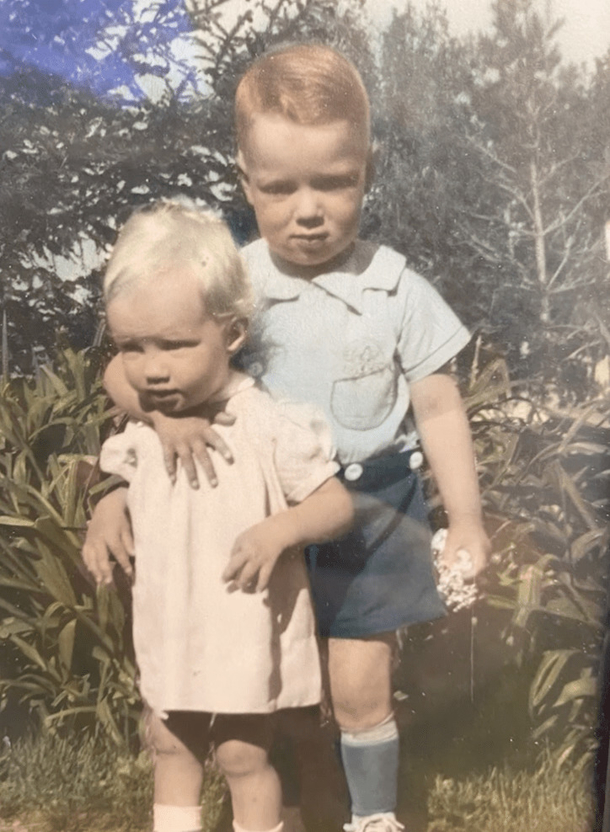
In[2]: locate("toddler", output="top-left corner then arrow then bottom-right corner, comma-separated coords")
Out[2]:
91,45 -> 491,832
84,199 -> 353,832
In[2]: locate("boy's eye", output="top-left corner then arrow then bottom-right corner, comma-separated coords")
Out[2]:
314,174 -> 360,191
160,340 -> 199,351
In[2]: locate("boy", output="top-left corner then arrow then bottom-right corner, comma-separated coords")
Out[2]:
86,44 -> 490,832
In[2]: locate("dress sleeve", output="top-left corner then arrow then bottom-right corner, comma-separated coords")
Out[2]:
394,267 -> 471,382
271,401 -> 340,504
99,422 -> 141,483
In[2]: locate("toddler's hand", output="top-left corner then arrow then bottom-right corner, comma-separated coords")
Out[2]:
82,487 -> 133,586
150,407 -> 235,489
223,519 -> 288,593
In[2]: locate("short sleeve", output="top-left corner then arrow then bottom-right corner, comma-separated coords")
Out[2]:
270,401 -> 340,504
394,268 -> 471,382
99,422 -> 142,483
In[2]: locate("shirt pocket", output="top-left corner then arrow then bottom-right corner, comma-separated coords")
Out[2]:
331,365 -> 397,430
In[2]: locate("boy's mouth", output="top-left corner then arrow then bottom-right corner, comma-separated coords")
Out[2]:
292,233 -> 328,245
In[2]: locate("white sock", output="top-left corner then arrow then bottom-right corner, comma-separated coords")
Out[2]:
232,822 -> 283,832
153,803 -> 201,832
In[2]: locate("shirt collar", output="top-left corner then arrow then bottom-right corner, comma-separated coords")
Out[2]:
260,241 -> 404,314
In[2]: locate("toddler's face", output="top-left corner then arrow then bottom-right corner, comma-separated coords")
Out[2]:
107,271 -> 238,414
238,114 -> 370,270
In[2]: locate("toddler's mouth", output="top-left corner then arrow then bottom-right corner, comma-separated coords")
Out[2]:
145,389 -> 181,406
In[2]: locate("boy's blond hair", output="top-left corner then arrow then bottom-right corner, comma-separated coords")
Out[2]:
235,43 -> 370,151
104,199 -> 253,320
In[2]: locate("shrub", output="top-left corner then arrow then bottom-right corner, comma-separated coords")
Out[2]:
0,347 -> 140,746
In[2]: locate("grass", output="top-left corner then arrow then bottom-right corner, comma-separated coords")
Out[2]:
426,750 -> 595,832
0,729 -> 227,832
0,728 -> 596,832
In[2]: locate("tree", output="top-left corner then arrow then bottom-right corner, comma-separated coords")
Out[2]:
462,0 -> 610,396
0,0 -> 373,372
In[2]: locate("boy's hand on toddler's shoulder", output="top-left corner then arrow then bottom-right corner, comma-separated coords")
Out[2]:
82,487 -> 133,586
150,407 -> 235,490
223,519 -> 288,594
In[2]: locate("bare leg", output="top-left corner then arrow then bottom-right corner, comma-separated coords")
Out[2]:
146,710 -> 208,806
328,634 -> 395,731
215,715 -> 282,831
328,635 -> 402,828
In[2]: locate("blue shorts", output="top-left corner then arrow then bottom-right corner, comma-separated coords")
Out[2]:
305,451 -> 446,639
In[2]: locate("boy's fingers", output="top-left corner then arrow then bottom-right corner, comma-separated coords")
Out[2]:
162,446 -> 178,484
191,438 -> 223,481
177,445 -> 202,489
193,448 -> 217,488
198,426 -> 235,464
213,411 -> 236,427
203,431 -> 234,463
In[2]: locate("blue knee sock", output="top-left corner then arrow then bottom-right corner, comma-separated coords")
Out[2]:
339,715 -> 399,817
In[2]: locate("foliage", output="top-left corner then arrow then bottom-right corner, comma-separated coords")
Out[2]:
0,0 -> 374,372
0,729 -> 153,832
458,340 -> 609,768
0,727 -> 227,832
427,748 -> 593,832
0,347 -> 140,745
375,0 -> 610,399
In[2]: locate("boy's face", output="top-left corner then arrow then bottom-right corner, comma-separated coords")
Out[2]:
238,114 -> 370,269
107,271 -> 242,414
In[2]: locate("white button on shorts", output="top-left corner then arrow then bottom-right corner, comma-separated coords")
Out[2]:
409,451 -> 424,470
344,463 -> 363,482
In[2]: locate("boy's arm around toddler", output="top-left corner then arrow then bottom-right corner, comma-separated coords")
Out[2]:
410,370 -> 490,577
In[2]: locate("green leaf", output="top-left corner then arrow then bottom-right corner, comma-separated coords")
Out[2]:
529,649 -> 576,712
553,675 -> 598,709
58,619 -> 76,671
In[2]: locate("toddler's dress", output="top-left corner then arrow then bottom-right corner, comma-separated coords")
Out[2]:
100,372 -> 338,718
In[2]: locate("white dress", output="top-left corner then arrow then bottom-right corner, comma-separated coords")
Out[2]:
100,373 -> 338,718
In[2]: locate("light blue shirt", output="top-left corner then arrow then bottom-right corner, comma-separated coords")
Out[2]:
241,239 -> 471,465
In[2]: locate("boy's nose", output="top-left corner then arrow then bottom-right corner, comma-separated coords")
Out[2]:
294,189 -> 323,225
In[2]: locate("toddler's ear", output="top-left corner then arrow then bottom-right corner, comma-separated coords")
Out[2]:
226,318 -> 247,354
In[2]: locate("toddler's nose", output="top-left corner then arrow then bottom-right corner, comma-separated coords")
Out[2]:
144,355 -> 170,383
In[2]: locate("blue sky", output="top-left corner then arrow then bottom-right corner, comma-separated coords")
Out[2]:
2,0 -> 607,105
0,0 -> 194,100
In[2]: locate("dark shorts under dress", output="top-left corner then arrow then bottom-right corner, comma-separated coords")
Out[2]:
305,450 -> 446,639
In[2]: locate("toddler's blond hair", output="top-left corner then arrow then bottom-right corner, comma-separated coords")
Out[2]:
104,199 -> 253,321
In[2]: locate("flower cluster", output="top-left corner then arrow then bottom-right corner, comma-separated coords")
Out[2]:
431,529 -> 478,612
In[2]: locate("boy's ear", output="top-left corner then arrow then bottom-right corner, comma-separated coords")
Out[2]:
225,317 -> 247,355
235,150 -> 253,205
364,144 -> 376,193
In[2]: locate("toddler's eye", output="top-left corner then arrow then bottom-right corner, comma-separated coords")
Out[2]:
259,181 -> 294,196
118,342 -> 142,354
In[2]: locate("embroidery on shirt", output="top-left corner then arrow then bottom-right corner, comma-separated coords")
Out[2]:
331,341 -> 397,431
342,341 -> 387,379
